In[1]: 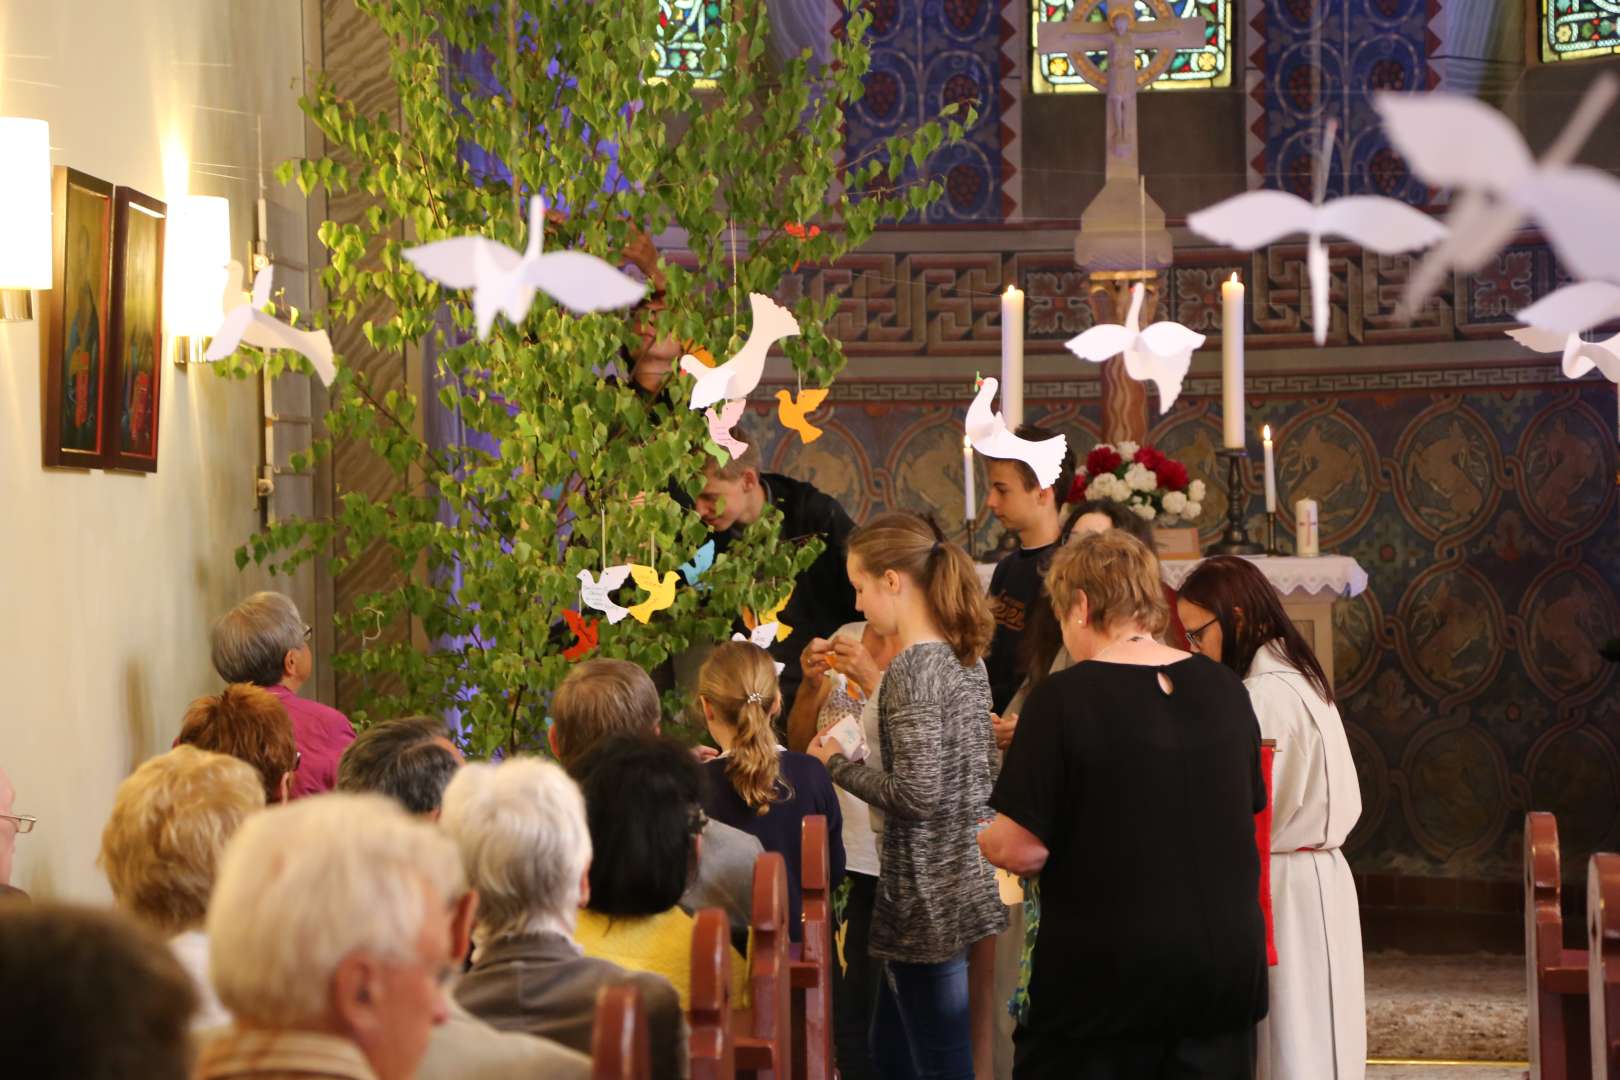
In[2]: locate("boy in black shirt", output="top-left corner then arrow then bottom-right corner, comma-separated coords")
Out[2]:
982,424 -> 1076,715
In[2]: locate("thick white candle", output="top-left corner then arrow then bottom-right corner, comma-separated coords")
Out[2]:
1262,424 -> 1277,513
1222,273 -> 1245,449
1295,498 -> 1319,557
1002,285 -> 1025,428
963,435 -> 976,527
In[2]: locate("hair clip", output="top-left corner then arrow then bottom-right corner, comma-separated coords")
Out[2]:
745,691 -> 765,705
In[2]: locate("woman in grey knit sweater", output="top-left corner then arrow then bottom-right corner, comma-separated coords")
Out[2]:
810,512 -> 1007,1080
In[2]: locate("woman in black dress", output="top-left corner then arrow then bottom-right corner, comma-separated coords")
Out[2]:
978,531 -> 1268,1080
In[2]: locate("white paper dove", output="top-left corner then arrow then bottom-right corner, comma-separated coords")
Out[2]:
1516,282 -> 1620,336
578,565 -> 633,625
1187,122 -> 1446,346
404,195 -> 647,339
965,377 -> 1068,489
1063,283 -> 1205,412
705,400 -> 749,461
1376,74 -> 1620,311
205,262 -> 336,385
680,293 -> 801,410
1506,325 -> 1620,382
731,623 -> 786,674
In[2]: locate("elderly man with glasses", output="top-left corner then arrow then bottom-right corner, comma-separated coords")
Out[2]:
0,765 -> 33,902
211,591 -> 354,797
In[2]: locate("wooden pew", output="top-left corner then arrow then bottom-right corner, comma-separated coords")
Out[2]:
735,852 -> 792,1079
1527,812 -> 1590,1080
1589,851 -> 1620,1078
789,815 -> 833,1080
690,906 -> 736,1080
592,983 -> 650,1080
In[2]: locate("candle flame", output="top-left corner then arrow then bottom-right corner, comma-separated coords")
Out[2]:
1229,271 -> 1239,284
1262,423 -> 1272,440
963,434 -> 972,450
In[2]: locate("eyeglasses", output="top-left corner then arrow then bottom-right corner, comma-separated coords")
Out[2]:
293,751 -> 303,773
1186,616 -> 1218,650
1,814 -> 35,834
302,623 -> 313,642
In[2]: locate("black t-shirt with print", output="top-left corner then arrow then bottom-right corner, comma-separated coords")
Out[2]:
985,541 -> 1058,714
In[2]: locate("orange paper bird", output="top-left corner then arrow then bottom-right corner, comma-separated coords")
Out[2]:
774,388 -> 829,444
743,590 -> 793,642
627,564 -> 679,624
563,609 -> 598,661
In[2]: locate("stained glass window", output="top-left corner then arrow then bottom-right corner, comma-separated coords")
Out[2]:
654,0 -> 727,83
1032,0 -> 1231,94
1540,0 -> 1620,62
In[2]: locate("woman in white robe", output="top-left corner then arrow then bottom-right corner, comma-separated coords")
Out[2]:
1178,556 -> 1366,1080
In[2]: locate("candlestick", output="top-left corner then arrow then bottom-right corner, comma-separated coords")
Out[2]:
963,435 -> 976,530
1221,273 -> 1245,449
1262,423 -> 1277,513
1295,498 -> 1320,557
1001,284 -> 1025,428
1208,448 -> 1264,555
1266,511 -> 1279,556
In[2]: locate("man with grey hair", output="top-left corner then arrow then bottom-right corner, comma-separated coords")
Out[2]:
196,794 -> 462,1079
210,591 -> 354,797
336,716 -> 465,818
444,758 -> 687,1080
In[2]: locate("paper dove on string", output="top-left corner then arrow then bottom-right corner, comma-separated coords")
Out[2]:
705,400 -> 749,461
1187,121 -> 1446,346
1375,74 -> 1620,312
679,540 -> 716,587
680,293 -> 801,410
1506,325 -> 1620,382
732,623 -> 786,675
1062,284 -> 1205,413
404,195 -> 647,339
775,387 -> 829,443
964,377 -> 1069,488
578,565 -> 633,624
743,591 -> 793,643
562,609 -> 599,662
626,565 -> 678,624
206,262 -> 336,385
1516,282 -> 1620,336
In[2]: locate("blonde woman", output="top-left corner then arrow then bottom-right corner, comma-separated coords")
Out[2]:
698,640 -> 845,942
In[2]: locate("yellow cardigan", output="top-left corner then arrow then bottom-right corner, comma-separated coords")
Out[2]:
575,907 -> 750,1010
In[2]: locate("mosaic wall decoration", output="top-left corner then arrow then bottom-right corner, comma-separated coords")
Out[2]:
1539,0 -> 1620,62
1032,0 -> 1234,93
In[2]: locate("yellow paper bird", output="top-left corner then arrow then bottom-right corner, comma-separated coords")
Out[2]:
744,589 -> 793,642
626,564 -> 678,624
774,387 -> 829,444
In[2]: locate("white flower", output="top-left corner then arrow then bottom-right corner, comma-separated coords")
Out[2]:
1163,490 -> 1188,515
1129,501 -> 1157,521
1116,440 -> 1140,459
1124,463 -> 1158,492
1184,500 -> 1202,519
1188,479 -> 1206,502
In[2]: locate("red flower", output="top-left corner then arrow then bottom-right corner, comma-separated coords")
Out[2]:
1086,445 -> 1122,476
1156,459 -> 1190,492
1133,446 -> 1166,471
1066,472 -> 1088,504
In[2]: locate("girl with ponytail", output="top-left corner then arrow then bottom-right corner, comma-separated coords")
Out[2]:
697,640 -> 845,943
808,512 -> 1006,1080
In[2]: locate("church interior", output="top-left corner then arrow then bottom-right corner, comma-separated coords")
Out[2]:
1,0 -> 1618,1077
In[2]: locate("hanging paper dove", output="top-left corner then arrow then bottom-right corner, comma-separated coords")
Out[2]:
679,540 -> 716,587
732,623 -> 787,675
626,564 -> 678,624
705,400 -> 749,461
404,195 -> 647,339
1516,282 -> 1620,337
1506,325 -> 1620,382
206,262 -> 336,385
562,609 -> 599,662
775,387 -> 829,444
1062,283 -> 1205,413
578,565 -> 633,625
743,591 -> 794,642
680,293 -> 801,410
1187,122 -> 1446,346
1375,74 -> 1620,312
964,377 -> 1069,488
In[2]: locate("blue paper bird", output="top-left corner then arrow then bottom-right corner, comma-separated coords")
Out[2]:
679,540 -> 716,588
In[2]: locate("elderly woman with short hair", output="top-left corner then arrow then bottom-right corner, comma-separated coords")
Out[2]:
443,757 -> 689,1080
978,530 -> 1269,1080
210,591 -> 354,797
99,745 -> 266,1030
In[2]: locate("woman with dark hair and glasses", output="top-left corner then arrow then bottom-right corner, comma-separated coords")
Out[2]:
572,732 -> 749,1009
1177,556 -> 1365,1080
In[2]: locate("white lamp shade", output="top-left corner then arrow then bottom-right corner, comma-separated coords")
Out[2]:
0,118 -> 52,290
167,194 -> 232,336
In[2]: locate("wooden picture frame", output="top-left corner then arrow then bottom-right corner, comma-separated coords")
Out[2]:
42,167 -> 115,469
104,187 -> 166,472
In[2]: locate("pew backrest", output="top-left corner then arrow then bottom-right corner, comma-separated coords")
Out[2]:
592,983 -> 650,1080
690,907 -> 736,1080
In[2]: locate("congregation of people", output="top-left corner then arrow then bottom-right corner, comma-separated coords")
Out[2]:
0,431 -> 1367,1080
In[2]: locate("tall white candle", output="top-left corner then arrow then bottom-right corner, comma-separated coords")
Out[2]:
1222,273 -> 1245,449
1262,424 -> 1277,513
963,435 -> 976,527
1001,285 -> 1025,428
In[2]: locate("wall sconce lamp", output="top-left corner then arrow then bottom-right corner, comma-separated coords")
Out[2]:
167,194 -> 231,366
0,118 -> 52,322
